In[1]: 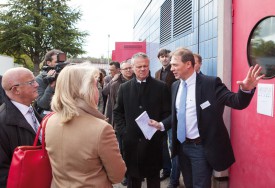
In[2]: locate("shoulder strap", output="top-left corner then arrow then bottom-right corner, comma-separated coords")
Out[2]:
33,112 -> 55,147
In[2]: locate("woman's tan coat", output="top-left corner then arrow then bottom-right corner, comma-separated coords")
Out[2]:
45,102 -> 126,188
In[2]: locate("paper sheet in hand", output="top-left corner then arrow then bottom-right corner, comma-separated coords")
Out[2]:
135,111 -> 157,140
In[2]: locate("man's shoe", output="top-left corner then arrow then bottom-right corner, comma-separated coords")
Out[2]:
160,173 -> 170,181
121,177 -> 128,186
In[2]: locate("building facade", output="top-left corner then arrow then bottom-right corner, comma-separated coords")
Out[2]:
133,0 -> 275,187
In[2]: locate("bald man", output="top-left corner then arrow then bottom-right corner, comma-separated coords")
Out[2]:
0,67 -> 42,187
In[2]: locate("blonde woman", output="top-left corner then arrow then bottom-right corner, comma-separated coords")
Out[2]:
45,64 -> 126,187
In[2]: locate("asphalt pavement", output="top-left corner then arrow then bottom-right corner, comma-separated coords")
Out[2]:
113,175 -> 185,188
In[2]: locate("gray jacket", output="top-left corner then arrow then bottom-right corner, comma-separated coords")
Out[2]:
35,72 -> 55,111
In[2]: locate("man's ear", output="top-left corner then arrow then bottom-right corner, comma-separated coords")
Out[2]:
46,61 -> 51,66
187,61 -> 193,68
10,86 -> 20,95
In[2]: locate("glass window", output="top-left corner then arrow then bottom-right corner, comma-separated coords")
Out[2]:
247,16 -> 275,79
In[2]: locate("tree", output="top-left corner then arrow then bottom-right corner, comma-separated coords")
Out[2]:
0,0 -> 88,75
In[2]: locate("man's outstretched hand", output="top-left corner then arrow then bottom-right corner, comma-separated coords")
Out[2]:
236,64 -> 265,91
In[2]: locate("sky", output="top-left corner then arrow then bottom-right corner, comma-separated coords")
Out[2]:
0,0 -> 134,58
69,0 -> 134,58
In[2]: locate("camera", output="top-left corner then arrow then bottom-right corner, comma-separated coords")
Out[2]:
42,53 -> 69,84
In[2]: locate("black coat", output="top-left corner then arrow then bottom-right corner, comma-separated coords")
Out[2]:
113,75 -> 171,178
0,76 -> 4,106
163,73 -> 255,171
0,96 -> 42,187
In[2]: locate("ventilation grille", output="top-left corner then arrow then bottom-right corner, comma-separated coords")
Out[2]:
160,0 -> 172,44
173,0 -> 192,38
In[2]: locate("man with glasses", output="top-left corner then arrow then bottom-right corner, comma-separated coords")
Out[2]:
110,59 -> 134,186
0,67 -> 42,187
113,52 -> 171,188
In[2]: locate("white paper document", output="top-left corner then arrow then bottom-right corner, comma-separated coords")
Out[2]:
257,83 -> 274,117
135,111 -> 157,140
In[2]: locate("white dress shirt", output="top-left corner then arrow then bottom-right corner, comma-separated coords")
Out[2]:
176,72 -> 200,139
11,100 -> 40,132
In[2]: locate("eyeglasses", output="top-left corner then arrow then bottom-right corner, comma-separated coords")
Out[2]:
9,80 -> 37,90
121,67 -> 132,71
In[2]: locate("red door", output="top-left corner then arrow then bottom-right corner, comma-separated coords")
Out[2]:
231,0 -> 275,187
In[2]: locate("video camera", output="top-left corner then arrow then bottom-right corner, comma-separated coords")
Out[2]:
41,53 -> 69,84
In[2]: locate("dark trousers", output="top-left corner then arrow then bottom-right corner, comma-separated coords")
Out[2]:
178,142 -> 212,188
168,129 -> 181,185
116,132 -> 127,179
162,132 -> 172,175
127,173 -> 160,188
162,132 -> 172,176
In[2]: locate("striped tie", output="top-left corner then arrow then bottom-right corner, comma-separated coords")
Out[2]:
29,106 -> 41,141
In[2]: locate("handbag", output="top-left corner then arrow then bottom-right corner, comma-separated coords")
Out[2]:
7,112 -> 54,188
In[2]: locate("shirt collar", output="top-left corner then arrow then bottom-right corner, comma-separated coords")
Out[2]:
181,71 -> 196,86
136,79 -> 146,83
11,100 -> 31,116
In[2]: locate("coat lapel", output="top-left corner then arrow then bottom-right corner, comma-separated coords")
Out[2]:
196,73 -> 202,126
5,100 -> 37,135
172,80 -> 181,111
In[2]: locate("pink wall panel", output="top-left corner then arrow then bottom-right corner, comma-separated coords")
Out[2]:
231,0 -> 275,187
112,42 -> 146,62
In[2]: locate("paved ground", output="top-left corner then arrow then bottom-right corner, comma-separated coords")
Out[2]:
113,175 -> 185,188
113,175 -> 228,188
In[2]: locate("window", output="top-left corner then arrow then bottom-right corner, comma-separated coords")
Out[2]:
247,16 -> 275,79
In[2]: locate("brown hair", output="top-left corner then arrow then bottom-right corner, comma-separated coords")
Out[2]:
171,48 -> 195,67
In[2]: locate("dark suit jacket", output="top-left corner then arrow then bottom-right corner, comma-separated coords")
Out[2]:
155,64 -> 177,89
113,75 -> 171,178
163,73 -> 255,171
102,75 -> 113,124
109,74 -> 133,128
0,76 -> 4,106
0,96 -> 42,187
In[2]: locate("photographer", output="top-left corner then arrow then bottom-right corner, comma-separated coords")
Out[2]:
35,49 -> 64,116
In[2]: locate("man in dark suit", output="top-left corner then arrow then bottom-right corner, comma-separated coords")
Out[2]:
0,67 -> 42,187
102,61 -> 120,123
193,53 -> 203,75
113,52 -> 171,188
149,48 -> 264,188
110,60 -> 134,186
155,48 -> 179,186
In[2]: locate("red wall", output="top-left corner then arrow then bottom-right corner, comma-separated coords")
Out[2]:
231,0 -> 275,187
111,41 -> 146,62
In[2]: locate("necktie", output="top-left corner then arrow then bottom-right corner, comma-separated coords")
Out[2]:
177,81 -> 187,143
29,106 -> 39,132
29,106 -> 42,142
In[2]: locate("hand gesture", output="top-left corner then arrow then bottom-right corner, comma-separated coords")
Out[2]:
236,64 -> 265,91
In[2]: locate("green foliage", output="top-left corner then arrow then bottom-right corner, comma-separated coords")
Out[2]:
0,0 -> 88,75
251,39 -> 275,57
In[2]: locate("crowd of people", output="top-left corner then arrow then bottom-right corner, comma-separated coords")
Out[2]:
0,47 -> 264,188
